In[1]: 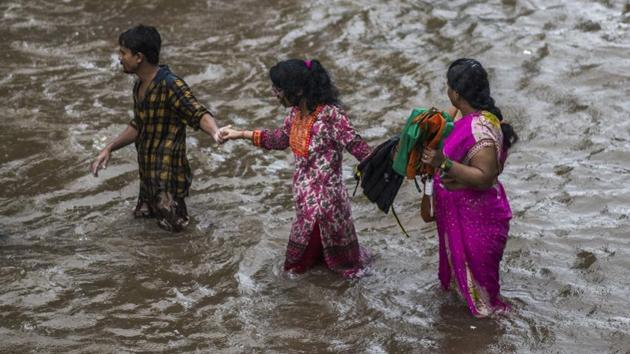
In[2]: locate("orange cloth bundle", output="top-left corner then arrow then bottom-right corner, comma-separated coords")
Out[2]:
397,107 -> 454,179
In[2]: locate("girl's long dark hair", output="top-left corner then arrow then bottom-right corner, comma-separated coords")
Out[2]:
447,58 -> 518,150
269,59 -> 340,112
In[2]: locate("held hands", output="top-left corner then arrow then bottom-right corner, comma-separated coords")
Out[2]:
219,125 -> 244,141
212,130 -> 225,145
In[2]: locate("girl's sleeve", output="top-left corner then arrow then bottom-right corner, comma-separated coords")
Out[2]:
252,111 -> 292,150
330,107 -> 371,161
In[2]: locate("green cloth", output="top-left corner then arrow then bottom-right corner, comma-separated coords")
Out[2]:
392,108 -> 453,176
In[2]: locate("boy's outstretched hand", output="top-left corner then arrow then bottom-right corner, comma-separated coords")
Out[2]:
90,149 -> 111,177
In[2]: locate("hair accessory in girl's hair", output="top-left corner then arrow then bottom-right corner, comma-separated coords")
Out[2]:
465,58 -> 481,69
304,60 -> 312,70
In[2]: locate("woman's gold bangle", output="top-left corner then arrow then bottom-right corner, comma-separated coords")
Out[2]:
440,157 -> 453,172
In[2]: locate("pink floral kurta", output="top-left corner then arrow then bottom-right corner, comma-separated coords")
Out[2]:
254,104 -> 371,277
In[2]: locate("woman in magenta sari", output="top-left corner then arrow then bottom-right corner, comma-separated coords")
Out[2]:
220,59 -> 371,278
422,59 -> 518,317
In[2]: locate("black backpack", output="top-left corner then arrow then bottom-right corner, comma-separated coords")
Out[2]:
353,136 -> 404,214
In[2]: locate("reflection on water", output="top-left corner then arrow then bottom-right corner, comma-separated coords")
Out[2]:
1,0 -> 630,352
434,299 -> 507,354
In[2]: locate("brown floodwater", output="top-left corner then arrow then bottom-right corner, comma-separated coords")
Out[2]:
1,0 -> 629,353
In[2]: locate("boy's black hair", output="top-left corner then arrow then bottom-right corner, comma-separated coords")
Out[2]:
118,24 -> 161,65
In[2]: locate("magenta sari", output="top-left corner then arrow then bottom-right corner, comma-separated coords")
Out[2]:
433,111 -> 512,317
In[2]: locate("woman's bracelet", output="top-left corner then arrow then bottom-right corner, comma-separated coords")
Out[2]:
439,157 -> 453,172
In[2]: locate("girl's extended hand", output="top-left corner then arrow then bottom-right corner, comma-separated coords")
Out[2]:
219,125 -> 242,141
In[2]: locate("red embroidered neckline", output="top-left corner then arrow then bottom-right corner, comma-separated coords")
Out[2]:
289,105 -> 323,158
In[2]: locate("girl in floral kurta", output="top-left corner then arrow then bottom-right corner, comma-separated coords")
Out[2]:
422,59 -> 518,317
221,59 -> 372,277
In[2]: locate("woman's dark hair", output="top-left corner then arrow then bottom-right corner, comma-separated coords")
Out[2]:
118,24 -> 161,65
447,58 -> 518,149
269,59 -> 340,112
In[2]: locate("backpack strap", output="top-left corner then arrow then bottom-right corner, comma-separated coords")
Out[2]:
352,168 -> 361,197
391,205 -> 410,238
413,176 -> 422,194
